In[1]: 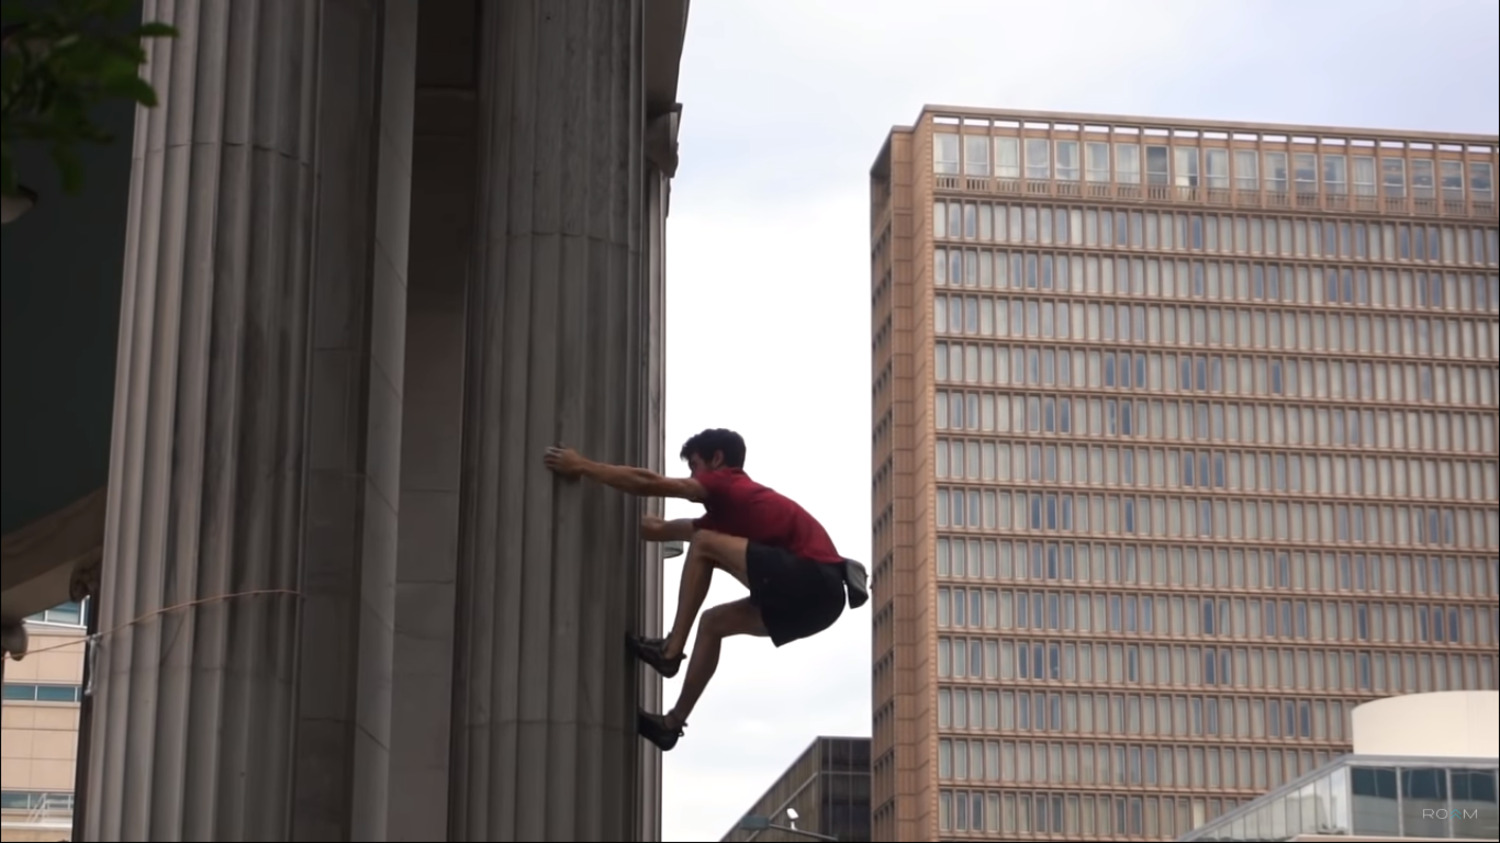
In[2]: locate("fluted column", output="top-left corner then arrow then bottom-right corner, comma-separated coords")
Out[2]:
450,2 -> 647,840
82,2 -> 320,840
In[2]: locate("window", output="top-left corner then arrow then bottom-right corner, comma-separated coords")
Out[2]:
1400,767 -> 1448,837
935,133 -> 960,175
1146,146 -> 1171,185
1451,769 -> 1499,838
2,683 -> 82,703
1323,155 -> 1347,195
1440,161 -> 1464,200
1175,149 -> 1201,194
1056,141 -> 1080,181
1026,139 -> 1051,180
965,135 -> 991,177
1352,156 -> 1377,196
1292,153 -> 1318,195
1471,162 -> 1494,202
1411,159 -> 1435,199
0,791 -> 75,812
1382,157 -> 1406,198
1264,152 -> 1288,193
995,138 -> 1021,179
1116,144 -> 1141,184
1086,142 -> 1110,182
1234,150 -> 1258,191
1205,149 -> 1229,189
26,599 -> 85,627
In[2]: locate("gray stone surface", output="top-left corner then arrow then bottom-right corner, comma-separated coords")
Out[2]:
80,0 -> 680,839
448,1 -> 653,840
82,1 -> 323,839
637,165 -> 672,843
292,0 -> 418,839
387,7 -> 478,834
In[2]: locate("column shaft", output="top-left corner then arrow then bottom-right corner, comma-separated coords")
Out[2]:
450,1 -> 647,840
83,1 -> 320,840
291,0 -> 418,838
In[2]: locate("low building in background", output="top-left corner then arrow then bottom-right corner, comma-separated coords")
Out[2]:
1,601 -> 86,842
1179,690 -> 1499,841
721,736 -> 871,843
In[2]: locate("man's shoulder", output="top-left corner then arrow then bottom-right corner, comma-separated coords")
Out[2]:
700,469 -> 783,508
701,467 -> 755,486
696,467 -> 747,497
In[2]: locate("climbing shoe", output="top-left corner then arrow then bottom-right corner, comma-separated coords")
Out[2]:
638,709 -> 684,752
627,633 -> 684,679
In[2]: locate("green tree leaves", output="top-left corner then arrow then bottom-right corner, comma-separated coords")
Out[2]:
2,0 -> 176,197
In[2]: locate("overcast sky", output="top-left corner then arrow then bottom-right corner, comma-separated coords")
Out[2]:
656,1 -> 1499,839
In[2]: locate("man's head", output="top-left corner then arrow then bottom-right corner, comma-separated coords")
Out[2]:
679,428 -> 746,474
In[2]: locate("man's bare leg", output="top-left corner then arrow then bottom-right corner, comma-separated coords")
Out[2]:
664,598 -> 767,729
660,530 -> 749,661
639,597 -> 767,750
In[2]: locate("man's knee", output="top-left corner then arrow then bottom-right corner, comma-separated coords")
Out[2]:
689,530 -> 748,569
699,604 -> 733,637
700,601 -> 764,638
690,528 -> 739,556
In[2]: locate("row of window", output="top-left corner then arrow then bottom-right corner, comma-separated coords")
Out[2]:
934,637 -> 1496,694
937,586 -> 1500,647
24,600 -> 85,627
932,133 -> 1497,204
933,201 -> 1500,267
933,341 -> 1497,407
935,686 -> 1365,745
935,390 -> 1498,455
1,683 -> 82,703
937,785 -> 1242,839
933,293 -> 1500,360
1339,766 -> 1497,841
0,790 -> 75,811
938,734 -> 1337,792
934,486 -> 1499,548
937,767 -> 1499,839
934,537 -> 1499,597
935,438 -> 1500,503
934,246 -> 1500,313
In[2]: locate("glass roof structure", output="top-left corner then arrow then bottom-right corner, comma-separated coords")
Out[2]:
1178,754 -> 1498,841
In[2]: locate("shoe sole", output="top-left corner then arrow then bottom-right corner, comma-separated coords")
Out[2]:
636,711 -> 681,752
626,635 -> 682,679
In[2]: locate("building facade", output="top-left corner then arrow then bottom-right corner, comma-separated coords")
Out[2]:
720,736 -> 872,843
1,602 -> 86,842
868,106 -> 1500,841
1,1 -> 691,840
1179,690 -> 1499,841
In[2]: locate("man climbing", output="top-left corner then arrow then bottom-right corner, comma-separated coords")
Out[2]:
542,428 -> 865,752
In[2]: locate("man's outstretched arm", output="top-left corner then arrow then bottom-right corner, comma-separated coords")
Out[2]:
544,446 -> 707,502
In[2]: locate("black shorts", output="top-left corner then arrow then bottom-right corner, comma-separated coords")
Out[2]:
745,542 -> 847,647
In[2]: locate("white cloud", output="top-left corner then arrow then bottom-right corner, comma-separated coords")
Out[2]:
658,1 -> 1497,839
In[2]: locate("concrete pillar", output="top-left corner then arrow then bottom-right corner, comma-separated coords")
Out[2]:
637,142 -> 676,843
449,1 -> 649,840
291,0 -> 417,839
82,1 -> 322,840
387,1 -> 480,836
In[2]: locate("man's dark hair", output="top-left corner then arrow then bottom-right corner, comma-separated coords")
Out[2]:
679,428 -> 747,469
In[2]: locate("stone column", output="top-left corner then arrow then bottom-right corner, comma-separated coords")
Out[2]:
291,0 -> 417,839
69,558 -> 102,843
81,2 -> 321,840
387,2 -> 480,834
449,2 -> 648,840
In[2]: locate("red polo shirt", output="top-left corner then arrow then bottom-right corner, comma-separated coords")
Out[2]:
690,468 -> 844,564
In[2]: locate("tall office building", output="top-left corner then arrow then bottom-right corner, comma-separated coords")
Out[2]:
867,106 -> 1500,841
